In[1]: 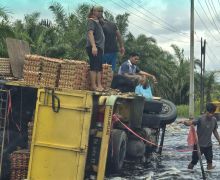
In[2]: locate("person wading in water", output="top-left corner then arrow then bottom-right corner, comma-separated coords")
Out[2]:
179,103 -> 220,170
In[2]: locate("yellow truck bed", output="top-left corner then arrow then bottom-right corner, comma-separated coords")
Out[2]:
28,89 -> 93,180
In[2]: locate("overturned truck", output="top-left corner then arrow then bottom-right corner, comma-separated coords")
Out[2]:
0,54 -> 177,180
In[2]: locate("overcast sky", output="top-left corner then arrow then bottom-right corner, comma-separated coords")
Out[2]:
1,0 -> 220,73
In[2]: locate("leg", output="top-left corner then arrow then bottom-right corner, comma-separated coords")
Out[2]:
96,48 -> 104,91
97,71 -> 103,91
90,71 -> 97,90
203,146 -> 214,169
188,145 -> 199,169
124,74 -> 142,86
102,54 -> 107,64
103,53 -> 117,72
109,53 -> 117,72
87,47 -> 98,90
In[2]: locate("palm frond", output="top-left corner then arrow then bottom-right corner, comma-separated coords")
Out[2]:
49,2 -> 67,30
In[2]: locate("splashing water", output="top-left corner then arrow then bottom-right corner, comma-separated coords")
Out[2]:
107,121 -> 220,180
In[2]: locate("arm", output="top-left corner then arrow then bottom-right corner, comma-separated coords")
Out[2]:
116,30 -> 125,55
178,118 -> 195,126
88,30 -> 97,56
138,70 -> 157,82
179,120 -> 194,126
213,128 -> 220,145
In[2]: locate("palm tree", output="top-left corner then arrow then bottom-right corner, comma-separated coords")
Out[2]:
115,13 -> 129,37
49,2 -> 67,31
0,6 -> 14,57
205,72 -> 216,103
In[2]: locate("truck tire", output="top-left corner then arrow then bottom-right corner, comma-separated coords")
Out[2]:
127,139 -> 145,158
159,99 -> 177,125
142,113 -> 161,128
143,100 -> 163,114
109,129 -> 127,172
142,99 -> 177,127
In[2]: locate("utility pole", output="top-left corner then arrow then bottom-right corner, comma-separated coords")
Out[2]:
203,40 -> 206,104
191,2 -> 206,178
200,38 -> 203,114
189,0 -> 195,119
200,38 -> 206,114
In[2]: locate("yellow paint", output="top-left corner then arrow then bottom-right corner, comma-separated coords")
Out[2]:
28,89 -> 93,180
212,101 -> 220,113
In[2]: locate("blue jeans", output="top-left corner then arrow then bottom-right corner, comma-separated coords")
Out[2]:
102,53 -> 117,71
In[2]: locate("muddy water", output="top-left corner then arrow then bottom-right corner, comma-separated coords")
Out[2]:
107,121 -> 220,180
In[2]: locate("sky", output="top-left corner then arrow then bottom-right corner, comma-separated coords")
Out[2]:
1,0 -> 220,74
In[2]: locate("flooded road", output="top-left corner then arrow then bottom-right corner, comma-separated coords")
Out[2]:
107,121 -> 220,180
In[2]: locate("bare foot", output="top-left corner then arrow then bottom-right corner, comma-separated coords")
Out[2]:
96,86 -> 104,92
91,86 -> 97,91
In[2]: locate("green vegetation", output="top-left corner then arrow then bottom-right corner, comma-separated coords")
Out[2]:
0,3 -> 219,106
176,101 -> 201,118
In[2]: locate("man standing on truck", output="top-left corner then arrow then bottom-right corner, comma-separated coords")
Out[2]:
99,17 -> 125,72
118,52 -> 157,84
179,103 -> 220,170
86,6 -> 105,91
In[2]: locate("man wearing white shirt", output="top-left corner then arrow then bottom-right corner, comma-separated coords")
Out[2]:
118,52 -> 157,84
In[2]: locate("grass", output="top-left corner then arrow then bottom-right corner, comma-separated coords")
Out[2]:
176,101 -> 201,118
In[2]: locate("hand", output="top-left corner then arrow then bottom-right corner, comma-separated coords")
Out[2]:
177,119 -> 188,124
120,47 -> 125,56
152,76 -> 157,83
92,46 -> 98,56
177,120 -> 185,124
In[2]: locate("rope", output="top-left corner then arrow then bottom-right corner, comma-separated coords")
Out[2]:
112,114 -> 197,153
8,90 -> 21,132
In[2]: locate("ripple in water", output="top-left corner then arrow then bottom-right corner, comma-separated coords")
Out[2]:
106,122 -> 220,180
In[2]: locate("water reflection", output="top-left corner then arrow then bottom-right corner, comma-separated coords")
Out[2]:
107,121 -> 220,180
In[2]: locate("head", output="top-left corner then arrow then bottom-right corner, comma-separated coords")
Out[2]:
206,103 -> 216,114
99,16 -> 105,25
88,6 -> 103,19
140,76 -> 149,89
129,52 -> 139,65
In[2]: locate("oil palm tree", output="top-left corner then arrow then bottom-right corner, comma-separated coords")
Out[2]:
0,6 -> 14,57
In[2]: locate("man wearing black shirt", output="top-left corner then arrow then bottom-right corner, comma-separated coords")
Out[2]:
100,18 -> 125,71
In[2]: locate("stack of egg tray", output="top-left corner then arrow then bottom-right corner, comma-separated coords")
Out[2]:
0,58 -> 12,77
24,55 -> 113,91
28,121 -> 34,149
10,150 -> 30,180
102,64 -> 113,90
24,55 -> 63,88
23,55 -> 42,86
58,60 -> 89,90
40,57 -> 63,88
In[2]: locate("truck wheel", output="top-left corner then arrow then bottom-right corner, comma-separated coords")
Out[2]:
110,129 -> 127,172
159,99 -> 177,125
142,99 -> 177,128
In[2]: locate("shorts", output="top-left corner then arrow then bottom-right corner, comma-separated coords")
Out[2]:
86,46 -> 103,72
191,145 -> 213,165
102,52 -> 117,71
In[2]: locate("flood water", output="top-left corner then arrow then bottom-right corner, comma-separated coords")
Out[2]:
107,121 -> 220,180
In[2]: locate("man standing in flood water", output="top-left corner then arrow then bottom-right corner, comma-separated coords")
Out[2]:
179,103 -> 220,170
